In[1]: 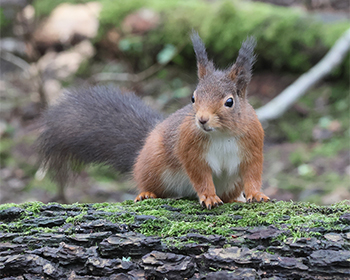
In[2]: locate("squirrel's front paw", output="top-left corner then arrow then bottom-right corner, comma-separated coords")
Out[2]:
134,192 -> 157,202
245,191 -> 270,203
199,194 -> 223,210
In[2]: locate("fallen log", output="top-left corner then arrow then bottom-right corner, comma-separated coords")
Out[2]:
0,199 -> 349,279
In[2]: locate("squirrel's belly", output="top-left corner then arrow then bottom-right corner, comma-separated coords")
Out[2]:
205,135 -> 241,176
160,135 -> 242,198
160,169 -> 196,198
206,135 -> 242,196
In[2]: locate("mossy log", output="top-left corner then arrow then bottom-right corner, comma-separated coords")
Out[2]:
0,200 -> 349,279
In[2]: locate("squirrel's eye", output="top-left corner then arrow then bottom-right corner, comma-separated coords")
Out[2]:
224,97 -> 234,107
191,95 -> 195,103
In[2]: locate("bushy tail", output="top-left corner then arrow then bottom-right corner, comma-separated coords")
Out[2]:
37,85 -> 163,190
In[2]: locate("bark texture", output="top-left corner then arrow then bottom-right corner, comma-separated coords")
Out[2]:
0,200 -> 349,279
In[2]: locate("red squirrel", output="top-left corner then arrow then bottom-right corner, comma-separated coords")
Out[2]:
37,32 -> 269,209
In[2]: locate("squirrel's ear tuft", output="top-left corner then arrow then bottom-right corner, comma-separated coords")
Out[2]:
191,31 -> 215,79
228,36 -> 257,98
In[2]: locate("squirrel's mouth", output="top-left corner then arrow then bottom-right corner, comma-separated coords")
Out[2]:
202,126 -> 213,132
196,122 -> 214,132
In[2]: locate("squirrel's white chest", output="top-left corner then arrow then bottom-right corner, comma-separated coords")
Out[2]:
160,134 -> 242,198
205,135 -> 241,176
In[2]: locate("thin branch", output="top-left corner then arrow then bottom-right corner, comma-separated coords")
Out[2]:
0,51 -> 48,108
91,61 -> 168,83
256,28 -> 350,122
0,51 -> 31,77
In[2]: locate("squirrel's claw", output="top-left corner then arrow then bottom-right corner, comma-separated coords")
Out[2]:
134,192 -> 157,202
199,194 -> 223,209
245,191 -> 270,203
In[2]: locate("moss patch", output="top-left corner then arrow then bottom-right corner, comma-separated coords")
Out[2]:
1,200 -> 349,242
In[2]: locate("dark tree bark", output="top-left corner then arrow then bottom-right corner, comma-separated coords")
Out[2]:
0,200 -> 349,279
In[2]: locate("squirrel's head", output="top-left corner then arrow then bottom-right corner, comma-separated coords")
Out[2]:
190,31 -> 256,134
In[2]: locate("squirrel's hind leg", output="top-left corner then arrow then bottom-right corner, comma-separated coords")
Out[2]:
48,182 -> 68,203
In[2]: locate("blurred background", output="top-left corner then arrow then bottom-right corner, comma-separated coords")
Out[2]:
0,0 -> 349,205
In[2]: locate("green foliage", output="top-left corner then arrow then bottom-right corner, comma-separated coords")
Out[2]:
279,117 -> 315,143
99,0 -> 145,29
31,0 -> 349,77
97,0 -> 348,76
157,44 -> 177,65
33,0 -> 96,17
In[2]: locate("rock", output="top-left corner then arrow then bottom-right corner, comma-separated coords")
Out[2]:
122,8 -> 160,34
34,2 -> 102,48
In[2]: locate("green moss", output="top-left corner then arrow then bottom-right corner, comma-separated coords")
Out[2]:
20,201 -> 45,214
1,200 -> 349,241
0,203 -> 18,211
97,0 -> 349,77
32,0 -> 96,17
65,210 -> 88,224
97,199 -> 350,238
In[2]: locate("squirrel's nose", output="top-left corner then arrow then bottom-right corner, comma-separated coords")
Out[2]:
199,117 -> 209,125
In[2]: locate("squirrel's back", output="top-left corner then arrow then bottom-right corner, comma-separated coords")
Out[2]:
37,85 -> 163,188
